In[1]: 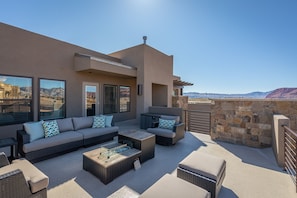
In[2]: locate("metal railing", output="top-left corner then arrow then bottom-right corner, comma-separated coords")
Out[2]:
283,125 -> 297,192
184,110 -> 211,134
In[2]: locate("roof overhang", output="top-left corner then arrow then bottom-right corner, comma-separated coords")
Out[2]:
174,79 -> 194,87
74,53 -> 137,77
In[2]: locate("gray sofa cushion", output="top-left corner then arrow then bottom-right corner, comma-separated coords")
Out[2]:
147,127 -> 176,138
23,131 -> 83,153
77,126 -> 119,139
56,118 -> 74,132
72,116 -> 93,130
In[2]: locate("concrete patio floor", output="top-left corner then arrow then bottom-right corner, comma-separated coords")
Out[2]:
117,120 -> 296,198
1,120 -> 295,197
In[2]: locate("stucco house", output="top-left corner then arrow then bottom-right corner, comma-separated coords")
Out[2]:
0,22 -> 192,138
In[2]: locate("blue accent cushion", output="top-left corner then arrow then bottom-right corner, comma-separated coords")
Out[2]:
158,118 -> 175,130
24,121 -> 44,142
42,120 -> 60,138
92,116 -> 105,128
104,115 -> 113,127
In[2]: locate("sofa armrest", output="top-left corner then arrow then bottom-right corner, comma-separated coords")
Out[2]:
0,169 -> 33,197
17,130 -> 30,145
17,130 -> 30,157
173,122 -> 185,140
0,152 -> 10,168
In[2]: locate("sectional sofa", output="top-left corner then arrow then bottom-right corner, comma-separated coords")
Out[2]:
17,116 -> 119,162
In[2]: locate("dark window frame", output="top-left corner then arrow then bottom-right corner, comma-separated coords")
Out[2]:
103,84 -> 118,114
119,85 -> 131,113
0,74 -> 33,126
39,78 -> 66,120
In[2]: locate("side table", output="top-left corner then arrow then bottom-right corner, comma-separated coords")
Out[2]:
0,138 -> 18,162
118,130 -> 155,163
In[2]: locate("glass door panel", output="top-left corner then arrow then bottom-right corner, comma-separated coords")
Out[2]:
83,83 -> 99,116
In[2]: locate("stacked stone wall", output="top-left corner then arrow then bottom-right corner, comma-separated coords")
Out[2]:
210,99 -> 297,147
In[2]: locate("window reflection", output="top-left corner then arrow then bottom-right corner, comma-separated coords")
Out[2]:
39,79 -> 65,120
0,75 -> 32,125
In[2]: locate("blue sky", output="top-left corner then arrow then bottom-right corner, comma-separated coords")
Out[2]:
1,0 -> 296,94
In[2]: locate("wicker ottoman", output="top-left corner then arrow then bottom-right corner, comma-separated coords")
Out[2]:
177,150 -> 226,198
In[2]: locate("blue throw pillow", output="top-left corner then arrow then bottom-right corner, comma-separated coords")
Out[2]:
24,121 -> 45,142
158,118 -> 175,130
104,115 -> 113,127
92,116 -> 105,128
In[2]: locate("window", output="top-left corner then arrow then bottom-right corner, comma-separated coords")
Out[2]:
119,86 -> 130,112
103,85 -> 117,114
39,79 -> 65,120
0,75 -> 32,125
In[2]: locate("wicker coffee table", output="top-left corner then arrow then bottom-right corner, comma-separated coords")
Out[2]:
83,143 -> 141,184
118,130 -> 155,163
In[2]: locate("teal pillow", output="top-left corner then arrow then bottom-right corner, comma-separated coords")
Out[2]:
104,115 -> 113,127
24,121 -> 44,142
42,120 -> 60,138
92,116 -> 105,128
158,118 -> 175,130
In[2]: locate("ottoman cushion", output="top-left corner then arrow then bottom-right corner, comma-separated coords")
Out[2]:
179,151 -> 226,181
140,174 -> 210,198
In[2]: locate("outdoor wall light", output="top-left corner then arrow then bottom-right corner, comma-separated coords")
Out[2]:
138,84 -> 143,95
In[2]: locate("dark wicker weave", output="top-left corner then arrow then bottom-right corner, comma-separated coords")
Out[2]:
0,169 -> 47,198
148,122 -> 185,145
177,166 -> 226,198
83,146 -> 141,184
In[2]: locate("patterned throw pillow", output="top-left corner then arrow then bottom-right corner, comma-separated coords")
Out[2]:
92,116 -> 105,128
158,118 -> 175,130
42,120 -> 60,138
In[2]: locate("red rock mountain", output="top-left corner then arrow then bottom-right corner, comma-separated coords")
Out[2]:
266,88 -> 297,99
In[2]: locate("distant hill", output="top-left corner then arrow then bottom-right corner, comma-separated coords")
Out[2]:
185,88 -> 297,99
184,91 -> 271,99
266,88 -> 297,99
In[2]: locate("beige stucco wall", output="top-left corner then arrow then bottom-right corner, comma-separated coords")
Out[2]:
0,22 -> 136,138
110,44 -> 174,121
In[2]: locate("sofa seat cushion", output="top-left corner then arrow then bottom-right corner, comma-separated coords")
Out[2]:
140,174 -> 210,198
0,159 -> 49,193
77,126 -> 119,139
23,131 -> 83,153
179,150 -> 226,181
147,127 -> 176,138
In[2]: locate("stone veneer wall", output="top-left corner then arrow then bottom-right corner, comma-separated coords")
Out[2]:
211,99 -> 297,148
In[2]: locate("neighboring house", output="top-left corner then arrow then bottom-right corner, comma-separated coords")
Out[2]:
0,22 -> 192,138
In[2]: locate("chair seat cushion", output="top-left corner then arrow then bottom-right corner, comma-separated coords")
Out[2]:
0,159 -> 49,193
147,127 -> 176,138
179,150 -> 226,181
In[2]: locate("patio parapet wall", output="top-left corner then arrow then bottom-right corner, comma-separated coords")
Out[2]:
210,99 -> 297,148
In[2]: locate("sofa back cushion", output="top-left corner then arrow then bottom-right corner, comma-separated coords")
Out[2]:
72,116 -> 93,130
23,121 -> 44,142
56,118 -> 74,132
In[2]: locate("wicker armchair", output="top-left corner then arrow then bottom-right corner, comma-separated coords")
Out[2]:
0,152 -> 48,198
